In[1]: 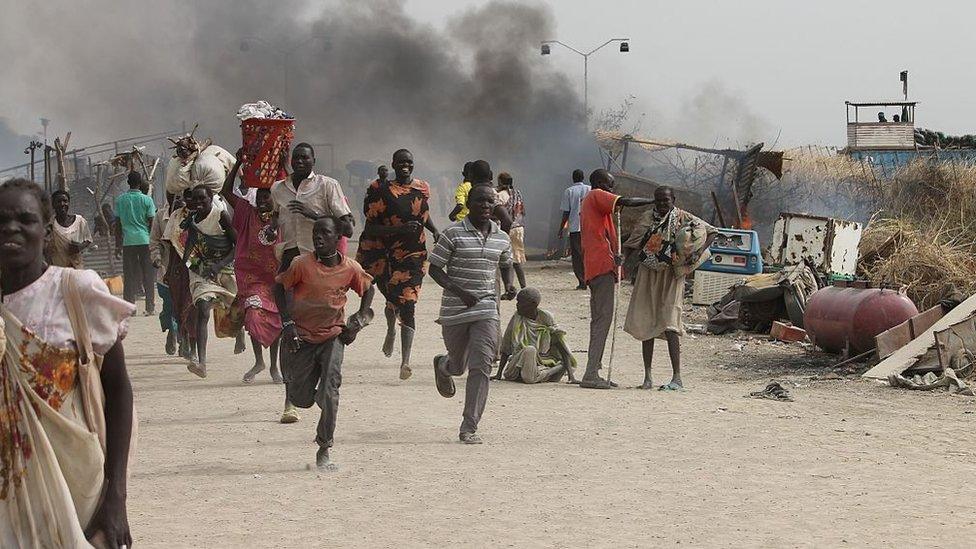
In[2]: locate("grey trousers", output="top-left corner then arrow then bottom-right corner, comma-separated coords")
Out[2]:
442,317 -> 499,435
584,272 -> 616,379
569,232 -> 585,286
282,338 -> 344,448
122,244 -> 156,311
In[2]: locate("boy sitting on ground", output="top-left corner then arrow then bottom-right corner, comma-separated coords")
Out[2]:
493,287 -> 579,384
275,216 -> 375,470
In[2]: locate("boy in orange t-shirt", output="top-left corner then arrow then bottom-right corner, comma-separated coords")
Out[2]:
275,216 -> 375,470
578,169 -> 654,389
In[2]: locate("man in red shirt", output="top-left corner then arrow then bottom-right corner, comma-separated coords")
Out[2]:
579,169 -> 654,389
275,216 -> 375,469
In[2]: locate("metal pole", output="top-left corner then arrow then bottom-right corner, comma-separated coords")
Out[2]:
583,54 -> 588,121
606,209 -> 623,385
43,146 -> 51,191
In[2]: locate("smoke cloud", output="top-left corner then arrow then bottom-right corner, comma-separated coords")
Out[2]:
653,80 -> 773,148
0,0 -> 598,242
0,119 -> 32,168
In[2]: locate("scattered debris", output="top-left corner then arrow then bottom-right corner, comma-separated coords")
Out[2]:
874,305 -> 944,360
770,212 -> 862,278
748,381 -> 794,402
831,348 -> 876,369
770,321 -> 807,343
887,350 -> 975,396
863,295 -> 976,380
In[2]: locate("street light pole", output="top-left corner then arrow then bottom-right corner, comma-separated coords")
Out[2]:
541,38 -> 630,121
24,139 -> 42,183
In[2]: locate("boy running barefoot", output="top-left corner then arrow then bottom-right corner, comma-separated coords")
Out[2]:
275,216 -> 375,470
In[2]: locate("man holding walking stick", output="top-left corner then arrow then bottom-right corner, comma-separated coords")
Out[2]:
578,169 -> 654,389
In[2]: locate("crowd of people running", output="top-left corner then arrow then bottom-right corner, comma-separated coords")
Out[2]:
0,134 -> 715,547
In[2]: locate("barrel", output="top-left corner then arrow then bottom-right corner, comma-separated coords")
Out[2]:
803,285 -> 918,354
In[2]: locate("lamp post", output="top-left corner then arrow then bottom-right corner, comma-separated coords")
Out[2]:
40,118 -> 51,190
24,139 -> 43,183
540,38 -> 630,121
239,34 -> 330,99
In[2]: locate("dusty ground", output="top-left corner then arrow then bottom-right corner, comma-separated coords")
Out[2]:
125,260 -> 976,548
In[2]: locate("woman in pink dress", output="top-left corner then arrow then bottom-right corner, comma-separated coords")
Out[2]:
221,154 -> 283,383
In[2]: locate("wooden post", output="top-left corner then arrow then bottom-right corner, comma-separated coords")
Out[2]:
43,145 -> 52,191
711,191 -> 727,228
620,137 -> 630,172
730,174 -> 744,228
54,133 -> 71,191
726,155 -> 744,228
72,152 -> 80,190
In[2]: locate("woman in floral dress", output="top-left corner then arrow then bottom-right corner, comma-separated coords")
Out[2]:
0,178 -> 136,548
356,149 -> 439,380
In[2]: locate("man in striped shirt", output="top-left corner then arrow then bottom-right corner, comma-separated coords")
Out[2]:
429,172 -> 517,445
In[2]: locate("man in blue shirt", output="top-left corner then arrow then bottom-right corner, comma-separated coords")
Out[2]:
115,171 -> 157,314
557,169 -> 590,289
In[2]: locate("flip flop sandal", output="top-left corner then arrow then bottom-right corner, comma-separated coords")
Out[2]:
749,382 -> 793,401
579,378 -> 613,389
657,382 -> 683,391
433,356 -> 455,398
187,362 -> 207,379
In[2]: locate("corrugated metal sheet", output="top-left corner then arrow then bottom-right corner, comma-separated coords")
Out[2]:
770,213 -> 862,276
849,149 -> 976,168
847,123 -> 915,149
733,143 -> 763,209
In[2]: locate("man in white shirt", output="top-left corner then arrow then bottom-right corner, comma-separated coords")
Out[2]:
556,169 -> 590,289
267,143 -> 354,272
267,142 -> 354,424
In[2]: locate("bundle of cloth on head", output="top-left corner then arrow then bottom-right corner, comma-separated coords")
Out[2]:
164,134 -> 236,196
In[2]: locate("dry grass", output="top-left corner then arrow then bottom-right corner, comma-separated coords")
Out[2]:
858,161 -> 976,309
782,146 -> 879,185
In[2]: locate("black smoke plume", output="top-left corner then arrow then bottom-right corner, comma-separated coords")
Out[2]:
1,0 -> 599,244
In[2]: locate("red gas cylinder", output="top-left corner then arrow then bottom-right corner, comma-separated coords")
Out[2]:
803,282 -> 919,354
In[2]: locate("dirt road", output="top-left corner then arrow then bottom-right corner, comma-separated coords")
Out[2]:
126,262 -> 976,548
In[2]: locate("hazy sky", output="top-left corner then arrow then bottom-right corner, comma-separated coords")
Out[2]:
2,0 -> 972,155
408,0 -> 974,147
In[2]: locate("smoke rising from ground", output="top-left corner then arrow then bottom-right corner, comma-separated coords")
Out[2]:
632,80 -> 772,149
1,0 -> 597,238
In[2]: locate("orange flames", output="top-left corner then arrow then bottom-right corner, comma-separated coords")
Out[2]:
740,212 -> 753,230
737,205 -> 753,230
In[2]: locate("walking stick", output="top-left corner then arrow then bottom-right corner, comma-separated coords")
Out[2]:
606,209 -> 623,384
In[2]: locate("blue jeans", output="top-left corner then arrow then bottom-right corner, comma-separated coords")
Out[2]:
157,283 -> 178,333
